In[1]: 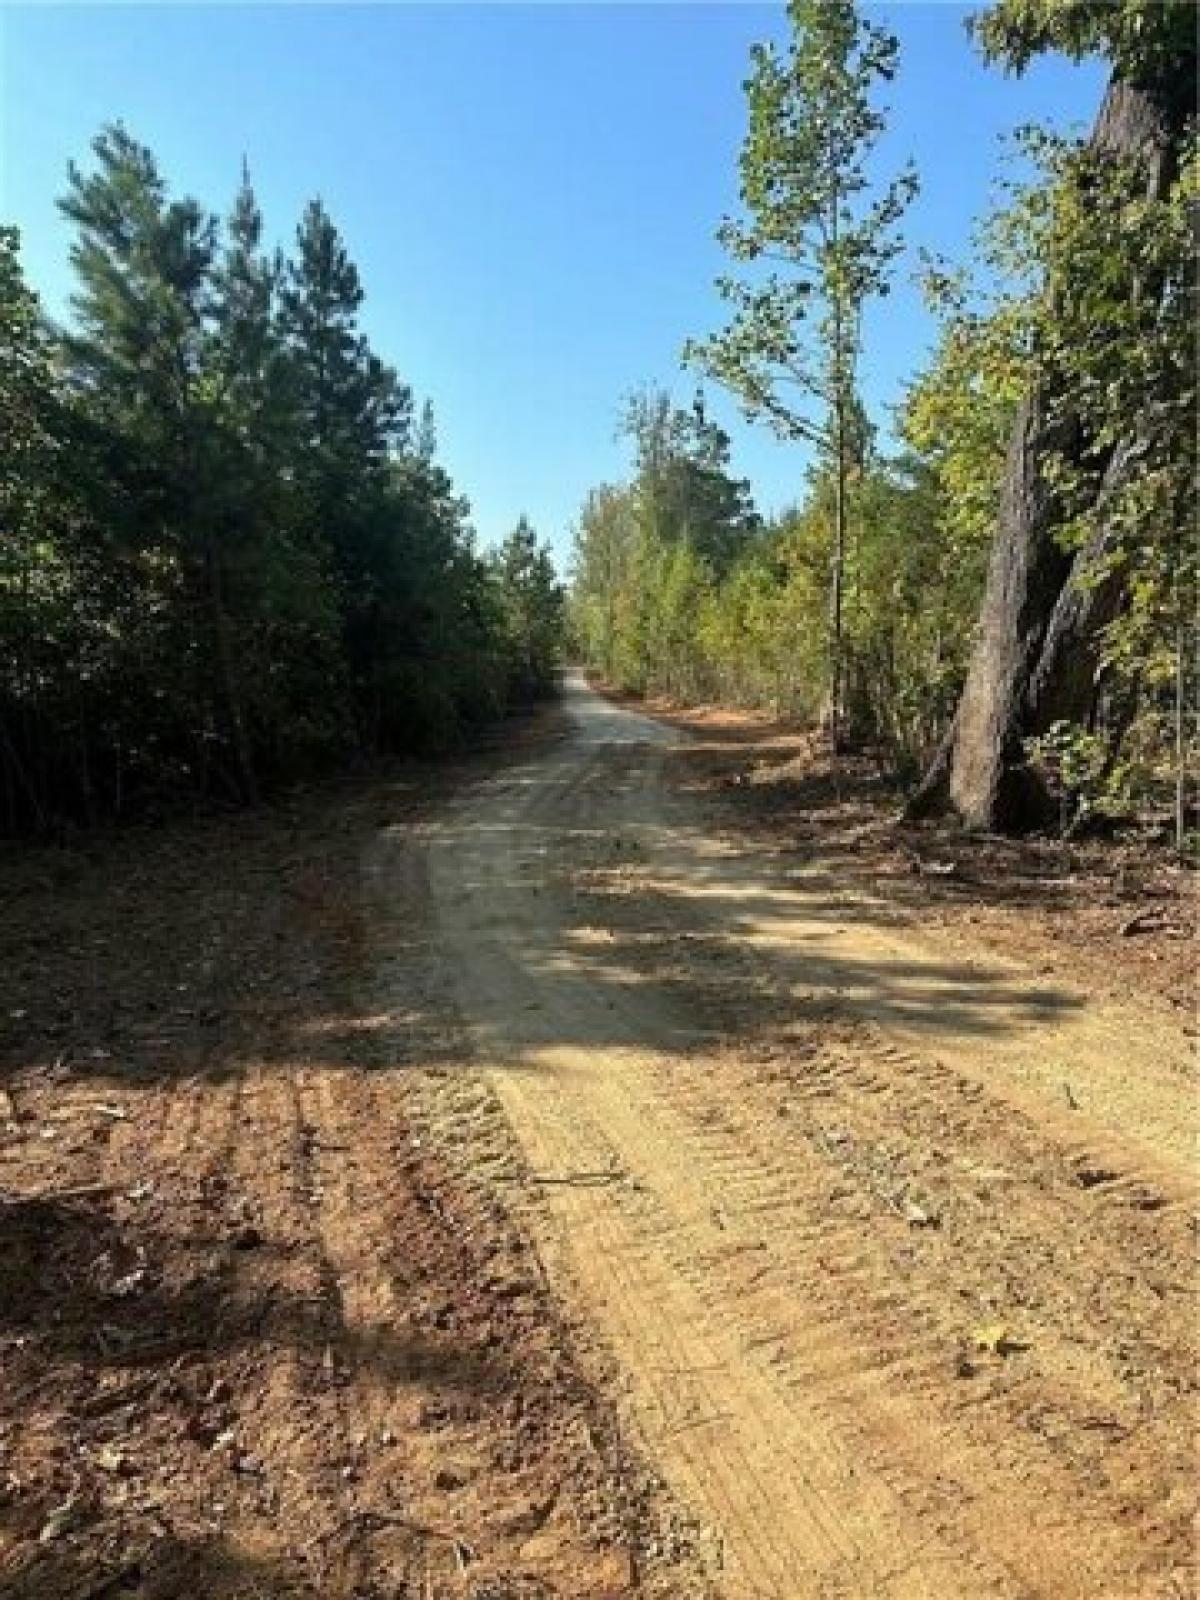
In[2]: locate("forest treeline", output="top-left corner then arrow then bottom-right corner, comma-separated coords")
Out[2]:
1,128 -> 563,836
4,2 -> 1193,844
572,389 -> 971,781
571,0 -> 1196,840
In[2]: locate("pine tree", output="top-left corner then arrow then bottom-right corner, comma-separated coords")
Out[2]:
279,199 -> 409,492
208,166 -> 351,779
0,229 -> 67,830
491,517 -> 565,701
278,199 -> 413,720
621,388 -> 758,578
1,126 -> 564,831
59,124 -> 265,803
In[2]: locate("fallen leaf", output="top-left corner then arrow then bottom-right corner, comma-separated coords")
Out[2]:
971,1322 -> 1020,1356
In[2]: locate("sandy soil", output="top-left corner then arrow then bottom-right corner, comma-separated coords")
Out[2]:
2,676 -> 1195,1599
425,672 -> 1197,1599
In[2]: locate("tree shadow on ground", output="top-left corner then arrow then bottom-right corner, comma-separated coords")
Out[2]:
0,726 -> 1086,1100
0,710 -> 1179,1600
1,1530 -> 319,1600
0,1185 -> 518,1391
415,758 -> 1084,1064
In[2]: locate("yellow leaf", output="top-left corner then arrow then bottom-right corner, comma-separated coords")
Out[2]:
971,1322 -> 1010,1355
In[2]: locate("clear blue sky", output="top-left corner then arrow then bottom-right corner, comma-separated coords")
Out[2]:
1,3 -> 1104,568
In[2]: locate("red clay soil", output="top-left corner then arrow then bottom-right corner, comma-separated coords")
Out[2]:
0,713 -> 707,1600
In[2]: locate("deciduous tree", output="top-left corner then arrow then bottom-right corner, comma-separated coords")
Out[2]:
685,0 -> 915,743
909,0 -> 1196,833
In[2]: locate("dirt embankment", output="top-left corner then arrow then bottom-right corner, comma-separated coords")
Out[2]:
0,714 -> 703,1600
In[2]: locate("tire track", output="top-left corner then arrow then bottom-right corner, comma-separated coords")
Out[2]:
428,672 -> 1197,1600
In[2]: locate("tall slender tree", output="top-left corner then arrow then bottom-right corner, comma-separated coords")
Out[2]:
279,199 -> 408,489
685,0 -> 915,745
278,198 -> 412,715
571,485 -> 639,682
58,125 -> 266,803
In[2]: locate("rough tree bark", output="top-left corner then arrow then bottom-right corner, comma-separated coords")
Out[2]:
908,61 -> 1195,832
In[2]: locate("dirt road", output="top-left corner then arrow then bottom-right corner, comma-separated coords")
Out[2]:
427,671 -> 1197,1600
2,677 -> 1193,1599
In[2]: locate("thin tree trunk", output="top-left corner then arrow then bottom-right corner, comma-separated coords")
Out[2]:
206,541 -> 259,807
830,406 -> 847,751
0,711 -> 45,835
1174,612 -> 1187,857
825,182 -> 848,754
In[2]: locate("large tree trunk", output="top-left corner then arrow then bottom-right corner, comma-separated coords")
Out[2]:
913,65 -> 1194,833
944,391 -> 1077,829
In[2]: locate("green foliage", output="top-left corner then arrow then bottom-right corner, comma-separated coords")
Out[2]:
836,458 -> 977,776
910,90 -> 1197,820
0,126 -> 562,834
571,390 -> 759,699
568,485 -> 635,682
684,0 -> 915,448
571,0 -> 1194,831
1034,131 -> 1196,691
10,0 -> 1194,845
1023,720 -> 1140,829
621,389 -> 759,577
900,260 -> 1028,557
970,0 -> 1196,81
685,0 -> 916,734
698,516 -> 827,716
489,517 -> 566,703
571,386 -> 968,771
